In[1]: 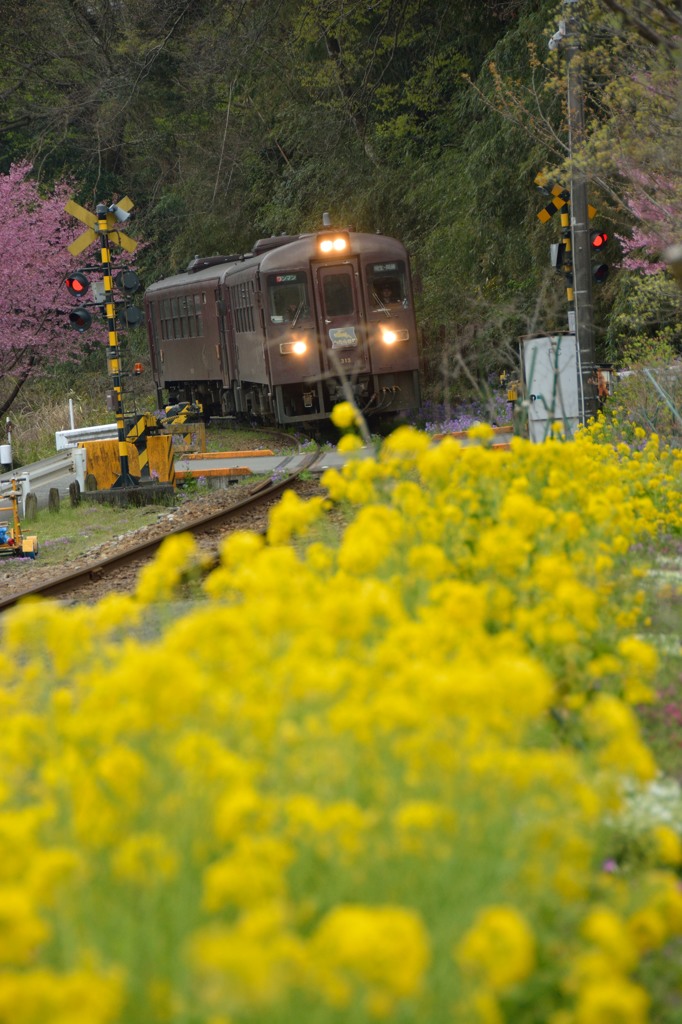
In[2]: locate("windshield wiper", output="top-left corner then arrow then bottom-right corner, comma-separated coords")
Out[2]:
372,291 -> 392,317
291,301 -> 304,327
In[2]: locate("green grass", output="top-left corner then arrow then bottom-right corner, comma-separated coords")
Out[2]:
23,500 -> 168,566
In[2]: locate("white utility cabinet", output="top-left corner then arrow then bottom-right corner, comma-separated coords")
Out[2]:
522,335 -> 582,442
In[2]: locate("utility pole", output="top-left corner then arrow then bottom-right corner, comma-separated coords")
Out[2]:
564,1 -> 598,422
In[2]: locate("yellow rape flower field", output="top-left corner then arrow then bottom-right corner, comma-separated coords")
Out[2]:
1,412 -> 682,1024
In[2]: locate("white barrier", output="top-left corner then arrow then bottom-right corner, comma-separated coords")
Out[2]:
0,449 -> 87,515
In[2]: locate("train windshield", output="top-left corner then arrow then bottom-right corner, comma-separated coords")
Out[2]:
321,273 -> 354,317
367,261 -> 409,312
268,272 -> 310,325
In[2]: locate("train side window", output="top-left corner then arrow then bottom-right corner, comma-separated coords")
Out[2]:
149,301 -> 159,342
160,298 -> 170,339
322,274 -> 354,317
268,272 -> 310,325
171,297 -> 180,339
179,295 -> 189,339
230,283 -> 255,334
367,261 -> 408,311
187,296 -> 196,338
194,295 -> 203,336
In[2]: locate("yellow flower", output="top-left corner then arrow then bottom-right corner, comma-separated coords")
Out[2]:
0,888 -> 50,965
311,904 -> 430,1011
581,906 -> 637,971
111,832 -> 179,885
267,490 -> 326,545
467,422 -> 495,442
455,905 -> 536,991
338,433 -> 364,453
574,978 -> 649,1024
331,401 -> 359,429
0,965 -> 124,1024
202,838 -> 292,911
617,636 -> 659,675
627,906 -> 667,953
381,425 -> 431,458
188,904 -> 305,1011
650,824 -> 682,866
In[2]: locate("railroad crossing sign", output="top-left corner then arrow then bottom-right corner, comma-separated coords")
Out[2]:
534,173 -> 596,223
65,197 -> 138,256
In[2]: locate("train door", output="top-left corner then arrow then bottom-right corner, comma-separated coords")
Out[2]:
214,287 -> 230,383
314,262 -> 369,373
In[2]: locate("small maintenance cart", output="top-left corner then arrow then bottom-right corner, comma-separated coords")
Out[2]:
0,480 -> 38,559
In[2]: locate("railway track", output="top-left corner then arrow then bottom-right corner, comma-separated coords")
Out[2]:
0,454 -> 320,613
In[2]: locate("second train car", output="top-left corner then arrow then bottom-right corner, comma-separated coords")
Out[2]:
143,221 -> 421,425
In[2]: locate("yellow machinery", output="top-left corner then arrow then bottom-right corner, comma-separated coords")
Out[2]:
0,480 -> 38,559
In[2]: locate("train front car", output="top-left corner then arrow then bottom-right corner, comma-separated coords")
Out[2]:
261,229 -> 421,424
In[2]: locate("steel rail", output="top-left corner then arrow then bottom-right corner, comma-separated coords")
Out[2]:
0,455 -> 318,613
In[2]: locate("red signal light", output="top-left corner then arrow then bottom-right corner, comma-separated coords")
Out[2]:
590,230 -> 608,250
65,272 -> 90,296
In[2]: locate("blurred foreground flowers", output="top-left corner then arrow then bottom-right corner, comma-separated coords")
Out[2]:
1,424 -> 681,1023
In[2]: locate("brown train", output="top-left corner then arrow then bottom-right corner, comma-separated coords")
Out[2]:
143,220 -> 421,425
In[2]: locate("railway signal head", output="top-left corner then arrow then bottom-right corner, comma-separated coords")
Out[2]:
69,308 -> 92,332
65,271 -> 90,297
114,269 -> 141,294
591,229 -> 610,283
116,305 -> 143,328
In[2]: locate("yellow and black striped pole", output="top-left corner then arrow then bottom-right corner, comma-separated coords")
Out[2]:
560,208 -> 574,304
95,203 -> 137,488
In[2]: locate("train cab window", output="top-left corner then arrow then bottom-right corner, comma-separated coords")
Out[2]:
322,273 -> 354,317
268,272 -> 310,325
367,261 -> 408,312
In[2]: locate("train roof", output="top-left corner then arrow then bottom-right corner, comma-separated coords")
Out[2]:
144,231 -> 409,297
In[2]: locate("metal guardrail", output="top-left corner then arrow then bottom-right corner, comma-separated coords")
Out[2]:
0,449 -> 87,515
55,423 -> 118,450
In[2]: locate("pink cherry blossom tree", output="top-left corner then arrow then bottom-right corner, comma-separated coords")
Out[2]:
616,169 -> 681,275
0,162 -> 99,418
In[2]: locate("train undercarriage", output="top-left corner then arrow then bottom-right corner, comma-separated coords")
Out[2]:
164,369 -> 420,426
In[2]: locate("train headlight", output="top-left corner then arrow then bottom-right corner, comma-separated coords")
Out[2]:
318,231 -> 350,256
381,326 -> 409,345
279,339 -> 308,356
